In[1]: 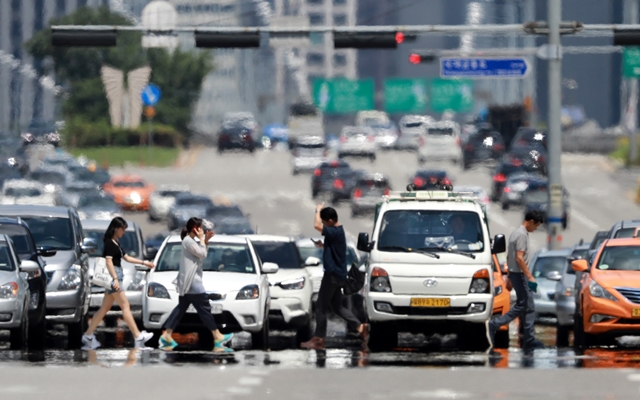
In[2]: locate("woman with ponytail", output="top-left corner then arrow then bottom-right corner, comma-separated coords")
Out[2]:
160,217 -> 233,352
82,217 -> 155,349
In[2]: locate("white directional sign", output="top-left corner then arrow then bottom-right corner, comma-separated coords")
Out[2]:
440,57 -> 530,79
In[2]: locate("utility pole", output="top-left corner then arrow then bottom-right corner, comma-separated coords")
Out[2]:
626,0 -> 639,164
547,0 -> 563,250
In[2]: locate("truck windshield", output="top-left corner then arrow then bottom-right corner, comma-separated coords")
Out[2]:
377,210 -> 484,252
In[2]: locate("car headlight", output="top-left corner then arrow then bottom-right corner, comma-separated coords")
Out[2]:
43,184 -> 56,193
589,280 -> 618,301
126,192 -> 142,204
127,271 -> 146,291
278,277 -> 305,290
236,284 -> 259,299
147,282 -> 170,299
0,282 -> 18,299
7,157 -> 16,167
494,285 -> 503,296
58,265 -> 82,291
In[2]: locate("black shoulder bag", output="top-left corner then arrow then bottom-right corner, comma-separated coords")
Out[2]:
343,262 -> 365,295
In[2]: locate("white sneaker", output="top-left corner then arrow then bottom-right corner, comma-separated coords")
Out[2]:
82,334 -> 101,350
134,330 -> 154,348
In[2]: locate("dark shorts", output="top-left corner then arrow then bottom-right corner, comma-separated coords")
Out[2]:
106,266 -> 124,294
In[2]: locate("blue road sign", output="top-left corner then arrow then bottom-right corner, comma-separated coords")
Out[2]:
141,83 -> 162,106
440,58 -> 529,79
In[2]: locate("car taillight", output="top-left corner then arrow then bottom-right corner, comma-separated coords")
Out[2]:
493,174 -> 507,183
383,188 -> 390,196
510,158 -> 522,167
244,134 -> 252,142
367,135 -> 375,142
340,136 -> 347,143
442,178 -> 452,186
313,169 -> 321,177
353,188 -> 362,198
503,187 -> 511,193
494,143 -> 505,151
413,177 -> 425,187
333,179 -> 344,190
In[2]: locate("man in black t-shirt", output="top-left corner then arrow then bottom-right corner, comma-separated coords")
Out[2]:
301,204 -> 367,350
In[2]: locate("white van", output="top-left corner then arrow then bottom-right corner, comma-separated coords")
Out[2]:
356,190 -> 506,351
417,120 -> 462,165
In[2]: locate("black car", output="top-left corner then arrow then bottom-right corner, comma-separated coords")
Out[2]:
22,120 -> 60,147
311,160 -> 351,198
0,217 -> 56,348
330,169 -> 366,204
490,152 -> 547,201
351,173 -> 391,217
217,123 -> 256,153
462,126 -> 505,170
511,127 -> 547,152
507,147 -> 547,175
409,170 -> 453,191
522,180 -> 570,229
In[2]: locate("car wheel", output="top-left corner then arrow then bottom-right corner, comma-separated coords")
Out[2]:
368,322 -> 397,352
10,301 -> 29,350
556,324 -> 570,348
252,311 -> 270,350
573,310 -> 591,349
295,315 -> 313,346
494,328 -> 510,349
28,306 -> 47,350
67,313 -> 88,349
457,322 -> 489,351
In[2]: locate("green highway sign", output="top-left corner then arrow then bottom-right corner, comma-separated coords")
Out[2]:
623,47 -> 640,78
384,78 -> 428,113
312,78 -> 374,114
429,78 -> 474,112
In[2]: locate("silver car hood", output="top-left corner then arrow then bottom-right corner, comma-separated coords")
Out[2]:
43,250 -> 77,271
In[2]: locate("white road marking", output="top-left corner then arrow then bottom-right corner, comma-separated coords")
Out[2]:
227,386 -> 253,395
570,209 -> 600,231
627,374 -> 640,381
238,377 -> 263,386
0,386 -> 38,393
410,389 -> 472,398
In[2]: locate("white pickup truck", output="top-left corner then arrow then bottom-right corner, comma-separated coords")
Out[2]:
357,190 -> 506,351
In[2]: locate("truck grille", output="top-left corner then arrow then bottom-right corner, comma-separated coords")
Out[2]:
615,287 -> 640,304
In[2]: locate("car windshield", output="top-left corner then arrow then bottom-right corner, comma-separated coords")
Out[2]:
377,210 -> 484,252
428,128 -> 454,136
532,256 -> 567,279
20,216 -> 73,250
596,246 -> 640,271
113,181 -> 145,188
251,241 -> 302,269
75,169 -> 110,184
156,242 -> 255,273
176,197 -> 211,207
4,187 -> 42,197
403,121 -> 423,128
0,224 -> 35,259
159,190 -> 186,197
215,220 -> 254,235
78,196 -> 116,208
208,207 -> 244,219
84,229 -> 140,257
614,228 -> 637,238
0,242 -> 15,271
30,171 -> 65,185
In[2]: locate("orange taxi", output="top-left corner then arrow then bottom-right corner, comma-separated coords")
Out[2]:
103,175 -> 154,211
572,233 -> 640,348
492,254 -> 511,348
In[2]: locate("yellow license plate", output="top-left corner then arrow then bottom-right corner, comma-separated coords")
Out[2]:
632,309 -> 640,317
410,298 -> 450,308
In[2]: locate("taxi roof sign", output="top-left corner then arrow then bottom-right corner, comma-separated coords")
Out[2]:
386,190 -> 477,202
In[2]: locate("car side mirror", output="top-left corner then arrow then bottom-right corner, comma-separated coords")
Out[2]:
261,262 -> 279,274
357,232 -> 373,252
20,260 -> 41,273
81,237 -> 98,253
37,245 -> 57,257
572,259 -> 589,273
546,271 -> 562,281
305,256 -> 321,267
144,247 -> 158,261
492,234 -> 506,254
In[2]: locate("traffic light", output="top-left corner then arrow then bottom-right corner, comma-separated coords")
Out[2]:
409,53 -> 437,64
195,32 -> 261,48
51,29 -> 117,47
333,31 -> 403,49
614,29 -> 640,46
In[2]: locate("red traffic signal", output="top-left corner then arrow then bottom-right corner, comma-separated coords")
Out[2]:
409,53 -> 436,64
395,32 -> 405,44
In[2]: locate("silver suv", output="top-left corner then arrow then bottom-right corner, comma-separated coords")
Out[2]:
0,205 -> 95,348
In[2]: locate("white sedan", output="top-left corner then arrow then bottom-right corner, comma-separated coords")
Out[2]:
0,180 -> 55,206
142,235 -> 276,349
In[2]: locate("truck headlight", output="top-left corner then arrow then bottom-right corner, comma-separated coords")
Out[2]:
589,280 -> 617,301
236,285 -> 259,299
279,277 -> 305,290
370,267 -> 392,293
0,282 -> 18,299
58,265 -> 82,291
469,269 -> 490,294
147,282 -> 170,299
128,271 -> 146,291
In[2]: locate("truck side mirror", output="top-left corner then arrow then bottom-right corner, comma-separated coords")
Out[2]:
492,234 -> 506,254
357,232 -> 373,252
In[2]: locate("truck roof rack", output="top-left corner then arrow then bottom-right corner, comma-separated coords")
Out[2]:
385,190 -> 478,203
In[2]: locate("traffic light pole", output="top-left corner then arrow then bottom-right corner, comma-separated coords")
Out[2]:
547,0 -> 564,250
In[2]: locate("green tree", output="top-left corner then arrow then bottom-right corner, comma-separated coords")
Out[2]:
25,6 -> 212,138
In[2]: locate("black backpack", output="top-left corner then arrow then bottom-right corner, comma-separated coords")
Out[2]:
343,262 -> 365,295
